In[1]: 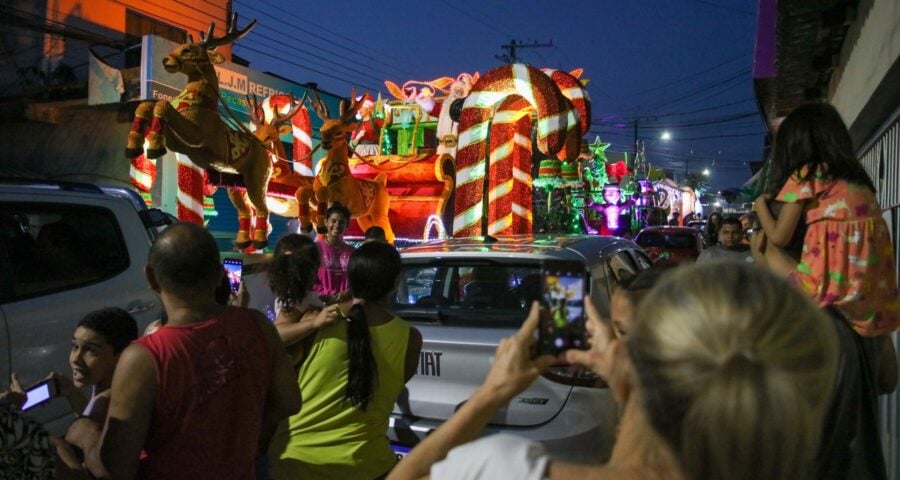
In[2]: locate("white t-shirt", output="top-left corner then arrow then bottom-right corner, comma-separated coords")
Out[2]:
273,290 -> 323,318
431,434 -> 550,480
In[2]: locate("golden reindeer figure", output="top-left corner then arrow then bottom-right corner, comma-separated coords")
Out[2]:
309,89 -> 395,243
246,94 -> 317,232
124,14 -> 278,249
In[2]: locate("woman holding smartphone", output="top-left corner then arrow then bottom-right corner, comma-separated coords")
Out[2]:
268,242 -> 422,480
388,263 -> 838,480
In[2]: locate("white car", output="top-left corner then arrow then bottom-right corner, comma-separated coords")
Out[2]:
389,235 -> 652,463
0,180 -> 168,432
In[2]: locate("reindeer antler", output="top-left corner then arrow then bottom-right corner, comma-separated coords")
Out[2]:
199,13 -> 256,48
272,94 -> 305,126
309,89 -> 330,120
339,88 -> 363,124
246,94 -> 261,125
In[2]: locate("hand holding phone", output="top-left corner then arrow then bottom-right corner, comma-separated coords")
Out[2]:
21,378 -> 59,411
223,258 -> 243,294
536,262 -> 589,356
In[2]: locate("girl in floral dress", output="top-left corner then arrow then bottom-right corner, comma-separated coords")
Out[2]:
753,102 -> 897,480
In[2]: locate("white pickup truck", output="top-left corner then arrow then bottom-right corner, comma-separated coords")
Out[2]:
0,179 -> 172,432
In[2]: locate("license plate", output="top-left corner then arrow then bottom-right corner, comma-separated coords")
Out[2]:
391,443 -> 411,460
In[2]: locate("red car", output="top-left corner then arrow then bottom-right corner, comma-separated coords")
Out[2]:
633,226 -> 704,264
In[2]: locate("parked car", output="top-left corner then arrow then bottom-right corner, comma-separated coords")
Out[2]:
389,235 -> 652,464
0,179 -> 170,433
633,226 -> 704,264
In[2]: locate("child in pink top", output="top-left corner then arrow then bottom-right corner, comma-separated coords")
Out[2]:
754,103 -> 899,337
314,202 -> 355,302
753,102 -> 897,479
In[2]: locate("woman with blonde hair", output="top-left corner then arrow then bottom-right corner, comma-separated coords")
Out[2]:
389,262 -> 838,480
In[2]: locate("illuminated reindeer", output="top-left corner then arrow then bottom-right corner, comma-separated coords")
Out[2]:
309,89 -> 395,243
246,94 -> 317,232
124,14 -> 276,249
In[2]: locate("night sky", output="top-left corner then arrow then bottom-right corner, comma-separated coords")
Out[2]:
229,0 -> 765,192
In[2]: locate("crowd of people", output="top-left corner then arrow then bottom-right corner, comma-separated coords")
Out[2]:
2,101 -> 899,480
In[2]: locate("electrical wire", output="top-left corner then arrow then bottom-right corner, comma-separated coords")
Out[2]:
235,42 -> 380,92
616,51 -> 750,100
232,0 -> 411,80
240,0 -> 420,78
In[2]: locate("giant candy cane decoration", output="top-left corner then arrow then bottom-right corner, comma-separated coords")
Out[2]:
260,94 -> 313,176
541,69 -> 591,144
129,152 -> 206,225
453,64 -> 578,237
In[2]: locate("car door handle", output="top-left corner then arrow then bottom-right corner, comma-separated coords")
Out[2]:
125,301 -> 156,315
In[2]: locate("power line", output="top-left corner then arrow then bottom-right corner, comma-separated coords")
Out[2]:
630,68 -> 751,115
243,27 -> 386,86
617,51 -> 750,100
240,0 -> 420,78
440,0 -> 516,39
684,0 -> 756,16
235,42 -> 380,92
232,0 -> 416,80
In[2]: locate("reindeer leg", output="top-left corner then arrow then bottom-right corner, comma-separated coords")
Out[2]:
145,100 -> 172,159
314,181 -> 329,234
227,188 -> 253,249
369,176 -> 395,244
296,184 -> 314,233
126,102 -> 154,158
244,159 -> 273,250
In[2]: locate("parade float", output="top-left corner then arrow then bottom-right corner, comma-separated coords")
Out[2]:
122,15 -> 697,248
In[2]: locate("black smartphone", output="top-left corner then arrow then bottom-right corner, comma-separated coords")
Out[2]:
537,262 -> 589,356
21,378 -> 58,411
223,258 -> 243,294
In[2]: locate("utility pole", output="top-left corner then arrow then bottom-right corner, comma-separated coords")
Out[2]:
496,39 -> 554,64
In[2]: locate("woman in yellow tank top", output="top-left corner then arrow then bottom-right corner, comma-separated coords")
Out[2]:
268,241 -> 423,480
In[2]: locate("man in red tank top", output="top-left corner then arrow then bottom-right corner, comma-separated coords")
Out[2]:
83,223 -> 300,479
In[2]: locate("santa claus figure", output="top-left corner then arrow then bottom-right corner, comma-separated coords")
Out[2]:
350,94 -> 383,158
415,73 -> 476,160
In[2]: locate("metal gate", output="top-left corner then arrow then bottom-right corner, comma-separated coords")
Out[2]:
859,110 -> 900,480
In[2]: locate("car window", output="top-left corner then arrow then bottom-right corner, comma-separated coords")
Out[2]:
630,249 -> 653,269
607,250 -> 639,285
0,203 -> 130,302
635,232 -> 697,249
589,262 -> 612,317
395,261 -> 548,328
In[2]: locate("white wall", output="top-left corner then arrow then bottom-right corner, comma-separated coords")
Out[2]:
830,0 -> 900,127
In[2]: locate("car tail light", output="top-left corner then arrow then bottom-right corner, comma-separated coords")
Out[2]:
541,364 -> 607,388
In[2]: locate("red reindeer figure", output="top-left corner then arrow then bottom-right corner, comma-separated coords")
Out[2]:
308,89 -> 395,243
124,14 -> 280,249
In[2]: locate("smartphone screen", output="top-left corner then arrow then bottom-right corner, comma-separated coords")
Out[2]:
223,258 -> 243,294
537,262 -> 588,356
22,379 -> 57,411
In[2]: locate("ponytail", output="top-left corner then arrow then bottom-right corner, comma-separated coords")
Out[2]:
345,303 -> 377,410
679,353 -> 814,480
344,241 -> 402,411
629,262 -> 837,480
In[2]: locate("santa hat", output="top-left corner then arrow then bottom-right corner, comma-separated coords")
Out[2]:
357,94 -> 375,108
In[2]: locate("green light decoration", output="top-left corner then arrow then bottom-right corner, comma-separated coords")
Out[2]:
381,129 -> 393,154
584,136 -> 610,203
533,158 -> 565,189
588,136 -> 610,161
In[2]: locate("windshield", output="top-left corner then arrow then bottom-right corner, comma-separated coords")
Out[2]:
394,261 -> 548,327
635,232 -> 697,249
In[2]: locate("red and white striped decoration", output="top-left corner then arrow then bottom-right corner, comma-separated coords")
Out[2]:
261,94 -> 313,176
487,96 -> 533,235
175,153 -> 205,225
129,153 -> 156,193
453,64 -> 576,237
541,69 -> 591,139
